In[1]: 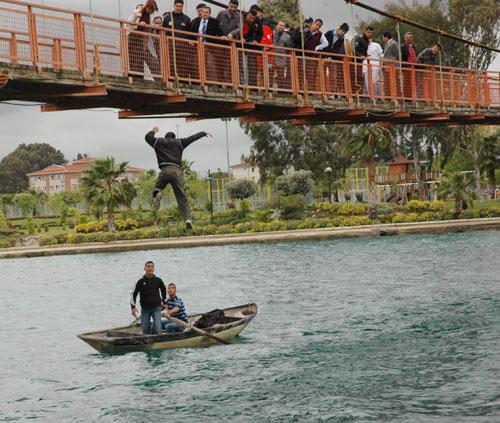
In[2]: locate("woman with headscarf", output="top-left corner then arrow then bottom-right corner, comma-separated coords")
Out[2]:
127,0 -> 160,79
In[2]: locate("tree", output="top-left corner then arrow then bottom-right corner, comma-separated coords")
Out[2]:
14,192 -> 37,218
0,143 -> 66,193
244,122 -> 351,184
228,179 -> 257,200
136,169 -> 157,209
28,189 -> 48,217
481,131 -> 500,198
258,0 -> 301,27
80,158 -> 137,232
0,194 -> 14,222
439,152 -> 475,218
340,125 -> 395,220
358,0 -> 500,189
276,170 -> 315,197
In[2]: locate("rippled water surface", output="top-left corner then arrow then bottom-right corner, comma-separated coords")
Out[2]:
1,230 -> 500,422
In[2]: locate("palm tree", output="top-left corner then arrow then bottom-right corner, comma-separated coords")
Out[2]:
80,158 -> 137,231
340,125 -> 395,220
439,168 -> 475,218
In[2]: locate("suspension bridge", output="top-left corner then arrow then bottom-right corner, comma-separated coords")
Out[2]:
0,0 -> 499,126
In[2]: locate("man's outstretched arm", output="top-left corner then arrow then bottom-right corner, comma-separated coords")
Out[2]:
145,127 -> 160,148
181,132 -> 212,149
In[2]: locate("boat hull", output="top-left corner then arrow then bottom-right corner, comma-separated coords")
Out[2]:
78,303 -> 257,353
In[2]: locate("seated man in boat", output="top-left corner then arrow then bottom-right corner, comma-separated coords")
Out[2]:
131,261 -> 167,335
161,283 -> 188,333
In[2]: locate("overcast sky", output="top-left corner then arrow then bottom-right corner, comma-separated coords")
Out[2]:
0,0 -> 498,175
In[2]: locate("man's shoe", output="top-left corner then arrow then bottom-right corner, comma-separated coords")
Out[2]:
152,191 -> 162,211
185,220 -> 193,230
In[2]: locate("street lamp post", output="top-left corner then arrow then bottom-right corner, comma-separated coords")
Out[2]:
325,167 -> 333,203
208,169 -> 214,224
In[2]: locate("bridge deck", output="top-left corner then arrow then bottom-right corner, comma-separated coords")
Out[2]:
0,0 -> 499,126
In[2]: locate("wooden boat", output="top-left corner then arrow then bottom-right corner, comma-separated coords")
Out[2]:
78,303 -> 257,353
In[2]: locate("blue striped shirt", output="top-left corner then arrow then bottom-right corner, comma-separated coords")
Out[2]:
166,296 -> 187,322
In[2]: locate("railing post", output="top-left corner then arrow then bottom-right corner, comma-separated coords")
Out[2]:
230,41 -> 238,90
27,5 -> 39,68
52,38 -> 62,71
120,22 -> 130,78
411,65 -> 416,102
198,38 -> 206,86
159,28 -> 168,83
449,69 -> 455,105
367,59 -> 374,98
343,56 -> 352,101
467,70 -> 476,107
9,33 -> 18,65
263,49 -> 270,95
73,13 -> 86,73
389,61 -> 397,102
318,56 -> 326,98
429,67 -> 436,103
291,51 -> 299,97
484,72 -> 491,107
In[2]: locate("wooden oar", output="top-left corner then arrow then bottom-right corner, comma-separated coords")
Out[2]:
165,314 -> 230,345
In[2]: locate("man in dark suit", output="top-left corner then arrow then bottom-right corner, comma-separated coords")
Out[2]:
323,22 -> 350,95
400,32 -> 419,99
189,6 -> 224,82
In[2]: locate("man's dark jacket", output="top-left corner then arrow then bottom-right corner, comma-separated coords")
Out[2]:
400,43 -> 420,62
353,34 -> 369,58
145,131 -> 207,168
324,31 -> 346,55
189,17 -> 223,38
131,275 -> 166,310
163,12 -> 191,32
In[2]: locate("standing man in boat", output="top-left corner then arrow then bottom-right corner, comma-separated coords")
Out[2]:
131,261 -> 167,335
145,127 -> 212,229
161,283 -> 188,333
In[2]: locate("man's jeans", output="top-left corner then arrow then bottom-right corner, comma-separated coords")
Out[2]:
141,306 -> 162,335
161,319 -> 185,333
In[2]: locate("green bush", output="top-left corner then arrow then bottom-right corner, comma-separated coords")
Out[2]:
337,202 -> 368,216
76,218 -> 139,233
39,236 -> 58,246
314,202 -> 341,214
281,194 -> 307,220
476,206 -> 500,218
27,218 -> 36,236
0,239 -> 12,248
239,199 -> 251,218
66,233 -> 88,244
254,208 -> 272,223
79,215 -> 88,225
407,200 -> 446,213
338,216 -> 372,226
0,212 -> 7,229
228,179 -> 257,200
276,171 -> 314,196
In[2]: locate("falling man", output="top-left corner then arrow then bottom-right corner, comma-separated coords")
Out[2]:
145,127 -> 212,229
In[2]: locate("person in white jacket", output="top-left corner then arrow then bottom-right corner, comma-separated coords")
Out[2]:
363,40 -> 384,97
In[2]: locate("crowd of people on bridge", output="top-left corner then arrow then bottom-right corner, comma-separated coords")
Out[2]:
126,0 -> 443,97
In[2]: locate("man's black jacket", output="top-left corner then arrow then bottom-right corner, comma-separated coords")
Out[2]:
131,275 -> 167,310
145,131 -> 207,168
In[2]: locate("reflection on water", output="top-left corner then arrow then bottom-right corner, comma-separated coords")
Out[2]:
1,230 -> 499,422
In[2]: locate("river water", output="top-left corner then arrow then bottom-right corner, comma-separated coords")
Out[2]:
1,230 -> 499,422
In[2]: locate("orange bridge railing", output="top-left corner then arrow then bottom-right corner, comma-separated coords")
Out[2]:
0,0 -> 499,109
